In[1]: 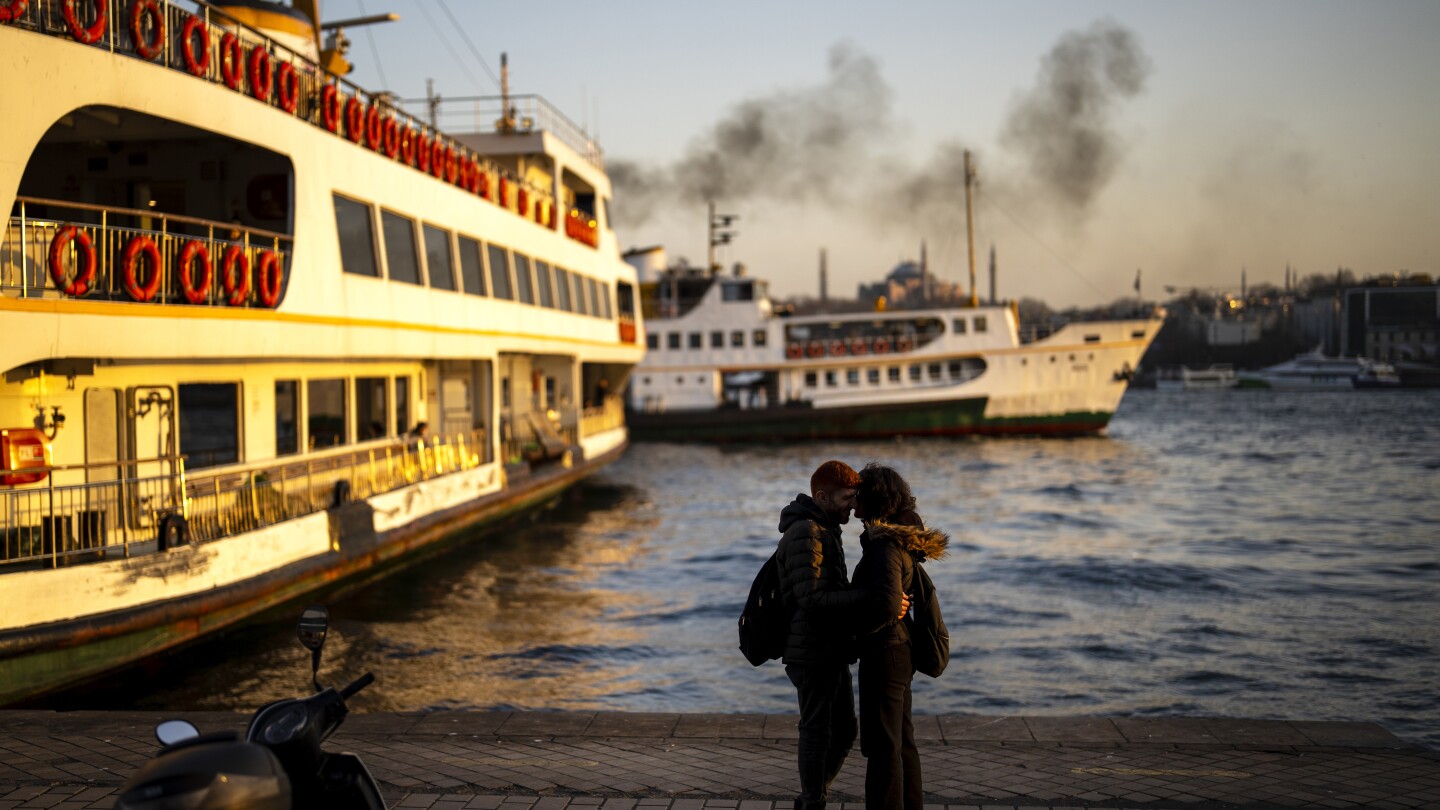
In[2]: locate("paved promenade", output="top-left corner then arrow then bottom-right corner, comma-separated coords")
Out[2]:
0,711 -> 1434,809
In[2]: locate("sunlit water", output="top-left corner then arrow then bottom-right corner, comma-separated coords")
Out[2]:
47,390 -> 1440,748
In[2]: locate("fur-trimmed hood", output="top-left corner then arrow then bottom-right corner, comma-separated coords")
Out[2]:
863,520 -> 949,562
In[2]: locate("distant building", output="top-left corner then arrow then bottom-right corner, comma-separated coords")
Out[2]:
1342,282 -> 1440,362
857,260 -> 966,309
1206,319 -> 1262,346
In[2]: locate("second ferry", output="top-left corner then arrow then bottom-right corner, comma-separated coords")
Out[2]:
0,0 -> 642,703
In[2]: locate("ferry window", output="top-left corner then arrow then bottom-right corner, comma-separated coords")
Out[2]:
514,253 -> 535,304
573,274 -> 590,315
753,330 -> 767,348
395,377 -> 410,436
380,210 -> 421,285
333,195 -> 379,277
587,278 -> 601,317
953,318 -> 967,335
928,363 -> 942,380
887,366 -> 901,383
867,368 -> 880,385
422,225 -> 455,291
722,281 -> 754,301
710,331 -> 724,348
275,380 -> 299,456
909,365 -> 922,382
179,383 -> 240,470
420,223 -> 452,289
689,332 -> 702,350
501,377 -> 510,408
667,333 -> 681,350
487,243 -> 513,300
947,360 -> 962,378
646,333 -> 659,350
457,236 -> 486,296
731,330 -> 744,348
846,369 -> 860,386
307,379 -> 347,449
974,316 -> 988,333
356,377 -> 388,440
555,268 -> 573,311
600,284 -> 613,319
536,261 -> 554,308
825,370 -> 837,387
805,372 -> 818,388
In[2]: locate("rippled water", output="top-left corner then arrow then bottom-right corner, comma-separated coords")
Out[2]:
51,390 -> 1440,748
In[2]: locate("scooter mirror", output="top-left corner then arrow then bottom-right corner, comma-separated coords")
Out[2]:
155,719 -> 200,746
297,604 -> 329,652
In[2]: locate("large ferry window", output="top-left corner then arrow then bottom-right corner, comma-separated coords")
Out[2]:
587,279 -> 601,317
974,316 -> 988,333
867,368 -> 880,385
276,380 -> 299,456
953,318 -> 967,335
554,268 -> 573,311
928,363 -> 942,380
710,331 -> 723,348
356,377 -> 388,440
688,332 -> 702,349
753,330 -> 767,347
731,331 -> 744,348
179,383 -> 240,470
846,369 -> 859,386
646,333 -> 659,350
333,195 -> 380,277
573,274 -> 591,315
423,225 -> 455,291
887,366 -> 901,383
457,236 -> 487,296
824,370 -> 837,387
667,333 -> 680,350
514,253 -> 535,304
307,379 -> 347,449
722,281 -> 754,301
804,372 -> 817,387
381,210 -> 421,285
395,376 -> 411,436
908,365 -> 922,382
536,261 -> 554,307
600,284 -> 613,319
487,244 -> 513,300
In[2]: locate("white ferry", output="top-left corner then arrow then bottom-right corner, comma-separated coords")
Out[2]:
626,259 -> 1162,441
1155,364 -> 1238,391
0,0 -> 642,703
1238,350 -> 1399,390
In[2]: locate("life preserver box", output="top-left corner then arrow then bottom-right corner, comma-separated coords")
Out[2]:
178,240 -> 212,304
63,0 -> 106,44
47,225 -> 96,296
0,1 -> 31,25
121,235 -> 162,302
222,245 -> 250,306
129,0 -> 164,60
828,340 -> 846,357
256,250 -> 283,307
180,15 -> 208,76
786,343 -> 803,360
0,428 -> 50,487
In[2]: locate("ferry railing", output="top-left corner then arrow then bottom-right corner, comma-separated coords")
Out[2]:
0,428 -> 488,568
403,93 -> 604,171
1,197 -> 291,306
580,395 -> 626,437
0,1 -> 574,245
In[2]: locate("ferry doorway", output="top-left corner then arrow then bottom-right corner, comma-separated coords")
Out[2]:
435,360 -> 492,463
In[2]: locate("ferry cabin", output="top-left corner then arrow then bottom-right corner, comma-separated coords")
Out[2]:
0,0 -> 641,701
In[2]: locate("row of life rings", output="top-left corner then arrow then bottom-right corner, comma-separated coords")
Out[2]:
47,227 -> 283,307
785,336 -> 915,360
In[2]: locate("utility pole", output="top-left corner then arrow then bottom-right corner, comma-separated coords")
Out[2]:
964,150 -> 978,308
707,202 -> 738,274
426,78 -> 439,129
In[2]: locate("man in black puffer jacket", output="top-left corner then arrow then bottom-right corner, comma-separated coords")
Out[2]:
775,460 -> 864,810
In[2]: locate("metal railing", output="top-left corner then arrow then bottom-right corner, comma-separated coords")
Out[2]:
580,396 -> 625,437
2,197 -> 291,305
0,428 -> 489,568
402,94 -> 604,170
0,0 -> 590,244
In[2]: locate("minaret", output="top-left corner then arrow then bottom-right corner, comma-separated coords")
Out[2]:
988,244 -> 997,304
819,248 -> 828,303
1242,267 -> 1247,299
920,239 -> 929,303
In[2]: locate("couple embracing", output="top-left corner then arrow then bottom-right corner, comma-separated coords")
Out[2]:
775,460 -> 948,810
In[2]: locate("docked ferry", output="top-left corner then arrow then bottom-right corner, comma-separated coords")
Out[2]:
626,259 -> 1161,441
0,0 -> 642,703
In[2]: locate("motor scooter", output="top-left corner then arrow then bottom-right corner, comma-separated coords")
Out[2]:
115,605 -> 386,809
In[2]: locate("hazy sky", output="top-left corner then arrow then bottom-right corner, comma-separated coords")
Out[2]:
328,0 -> 1440,307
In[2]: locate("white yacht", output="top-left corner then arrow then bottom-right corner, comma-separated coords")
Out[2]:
1238,350 -> 1398,390
0,0 -> 642,703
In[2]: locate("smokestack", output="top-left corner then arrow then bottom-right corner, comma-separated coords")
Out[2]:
988,244 -> 997,305
819,248 -> 828,302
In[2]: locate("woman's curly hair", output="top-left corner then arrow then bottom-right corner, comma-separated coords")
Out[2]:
856,462 -> 917,523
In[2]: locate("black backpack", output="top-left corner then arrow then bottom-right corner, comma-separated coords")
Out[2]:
910,562 -> 949,677
738,551 -> 788,666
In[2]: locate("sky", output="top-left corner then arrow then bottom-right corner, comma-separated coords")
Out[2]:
325,0 -> 1440,307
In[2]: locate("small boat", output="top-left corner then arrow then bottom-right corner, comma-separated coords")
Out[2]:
1237,350 -> 1398,390
1155,364 -> 1237,391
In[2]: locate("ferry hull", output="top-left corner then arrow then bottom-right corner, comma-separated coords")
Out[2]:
0,442 -> 624,706
627,398 -> 1111,442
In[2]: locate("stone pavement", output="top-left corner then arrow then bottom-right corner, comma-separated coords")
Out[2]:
0,711 -> 1435,809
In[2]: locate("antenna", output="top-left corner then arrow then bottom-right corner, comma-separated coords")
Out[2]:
707,202 -> 739,274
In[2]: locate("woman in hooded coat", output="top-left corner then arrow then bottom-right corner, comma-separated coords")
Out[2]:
851,463 -> 948,810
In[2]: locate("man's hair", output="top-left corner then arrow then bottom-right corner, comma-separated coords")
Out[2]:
856,462 -> 917,522
810,460 -> 861,495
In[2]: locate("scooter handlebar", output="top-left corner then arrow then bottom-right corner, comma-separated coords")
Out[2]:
339,672 -> 375,700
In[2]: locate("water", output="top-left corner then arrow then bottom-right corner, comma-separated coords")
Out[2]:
47,390 -> 1440,748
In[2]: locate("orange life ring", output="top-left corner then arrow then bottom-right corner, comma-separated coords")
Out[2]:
517,188 -> 529,217
383,117 -> 400,158
180,15 -> 208,76
129,0 -> 163,60
275,61 -> 299,113
221,245 -> 250,306
256,250 -> 282,307
320,84 -> 341,132
895,336 -> 912,352
828,340 -> 846,357
416,134 -> 432,172
465,158 -> 481,193
344,96 -> 364,143
430,140 -> 446,178
498,176 -> 510,206
807,341 -> 824,358
219,33 -> 242,89
365,103 -> 383,151
872,337 -> 890,354
400,127 -> 417,164
177,240 -> 212,304
47,226 -> 96,296
121,235 -> 162,302
849,338 -> 868,355
248,46 -> 272,101
444,147 -> 458,183
63,0 -> 106,44
476,168 -> 489,199
0,1 -> 30,24
786,343 -> 803,360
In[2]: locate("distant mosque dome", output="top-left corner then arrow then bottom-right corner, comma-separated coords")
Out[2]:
888,261 -> 924,283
